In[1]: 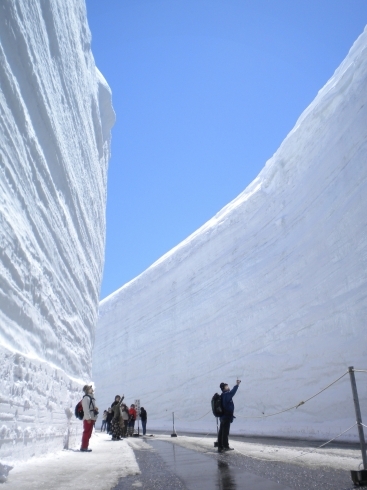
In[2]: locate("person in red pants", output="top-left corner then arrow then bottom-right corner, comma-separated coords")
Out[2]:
80,385 -> 98,452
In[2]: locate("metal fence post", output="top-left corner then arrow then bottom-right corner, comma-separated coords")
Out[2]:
348,366 -> 367,470
171,411 -> 177,437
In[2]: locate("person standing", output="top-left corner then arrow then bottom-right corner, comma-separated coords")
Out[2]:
128,404 -> 137,436
120,403 -> 129,438
80,385 -> 98,452
101,410 -> 108,431
106,407 -> 113,434
217,379 -> 241,453
111,395 -> 123,440
140,407 -> 147,436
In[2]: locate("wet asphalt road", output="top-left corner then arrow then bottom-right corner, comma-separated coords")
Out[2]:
113,438 -> 357,490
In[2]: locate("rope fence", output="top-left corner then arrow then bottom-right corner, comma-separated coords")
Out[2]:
157,368 -> 367,463
171,369 -> 351,422
236,370 -> 349,419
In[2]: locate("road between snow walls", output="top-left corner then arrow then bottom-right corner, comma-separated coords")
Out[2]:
93,26 -> 367,444
2,432 -> 363,489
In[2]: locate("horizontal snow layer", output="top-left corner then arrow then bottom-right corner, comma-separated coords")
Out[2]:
94,27 -> 367,441
0,0 -> 114,461
0,345 -> 83,463
0,0 -> 114,378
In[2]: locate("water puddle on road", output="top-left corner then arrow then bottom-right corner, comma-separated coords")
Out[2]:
148,440 -> 293,489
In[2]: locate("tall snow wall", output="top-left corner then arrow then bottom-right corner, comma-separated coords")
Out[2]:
94,28 -> 367,442
0,0 -> 114,461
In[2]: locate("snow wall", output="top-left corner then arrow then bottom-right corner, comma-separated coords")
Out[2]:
0,0 -> 114,462
94,28 -> 367,442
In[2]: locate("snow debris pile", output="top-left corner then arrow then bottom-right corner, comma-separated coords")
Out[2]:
0,0 -> 114,462
0,462 -> 13,483
94,27 -> 367,441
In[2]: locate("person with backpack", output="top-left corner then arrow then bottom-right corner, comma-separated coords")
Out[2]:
140,407 -> 147,436
217,379 -> 241,453
128,404 -> 137,436
80,384 -> 99,452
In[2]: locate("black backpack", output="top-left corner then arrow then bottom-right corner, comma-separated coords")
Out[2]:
211,393 -> 223,417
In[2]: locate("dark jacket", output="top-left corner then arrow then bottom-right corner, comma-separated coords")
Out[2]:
140,408 -> 147,421
111,401 -> 121,421
220,385 -> 238,422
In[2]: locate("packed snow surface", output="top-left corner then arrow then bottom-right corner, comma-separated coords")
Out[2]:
4,432 -> 139,489
94,27 -> 367,442
3,432 -> 362,488
0,0 -> 114,461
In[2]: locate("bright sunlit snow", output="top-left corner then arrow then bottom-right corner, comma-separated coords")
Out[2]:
0,0 -> 114,463
4,432 -> 139,489
94,27 -> 367,442
4,432 -> 363,488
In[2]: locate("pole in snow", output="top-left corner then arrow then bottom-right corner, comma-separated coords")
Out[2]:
171,411 -> 177,437
134,399 -> 141,437
348,366 -> 367,486
214,417 -> 219,447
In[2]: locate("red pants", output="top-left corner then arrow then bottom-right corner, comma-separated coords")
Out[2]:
81,420 -> 95,449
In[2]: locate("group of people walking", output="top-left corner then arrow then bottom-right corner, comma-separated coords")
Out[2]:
79,385 -> 148,452
100,395 -> 148,440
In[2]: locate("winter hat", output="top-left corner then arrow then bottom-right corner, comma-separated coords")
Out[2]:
83,384 -> 92,393
220,382 -> 227,392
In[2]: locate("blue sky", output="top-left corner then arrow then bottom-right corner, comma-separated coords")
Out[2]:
85,1 -> 367,300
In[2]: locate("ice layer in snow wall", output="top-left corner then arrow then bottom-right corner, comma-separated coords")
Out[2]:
94,28 -> 367,441
0,0 -> 114,461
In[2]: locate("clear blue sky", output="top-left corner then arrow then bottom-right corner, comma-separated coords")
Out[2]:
85,1 -> 367,300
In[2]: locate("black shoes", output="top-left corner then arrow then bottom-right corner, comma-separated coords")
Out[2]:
80,448 -> 92,452
218,447 -> 234,453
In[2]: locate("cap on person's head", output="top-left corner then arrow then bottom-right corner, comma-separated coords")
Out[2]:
115,395 -> 121,400
83,384 -> 92,393
131,404 -> 135,408
220,382 -> 227,392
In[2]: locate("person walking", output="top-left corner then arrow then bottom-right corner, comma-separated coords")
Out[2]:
140,407 -> 147,436
128,404 -> 137,436
80,384 -> 98,452
217,379 -> 241,453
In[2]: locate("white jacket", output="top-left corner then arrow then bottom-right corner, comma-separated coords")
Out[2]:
120,407 -> 129,421
82,394 -> 98,421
